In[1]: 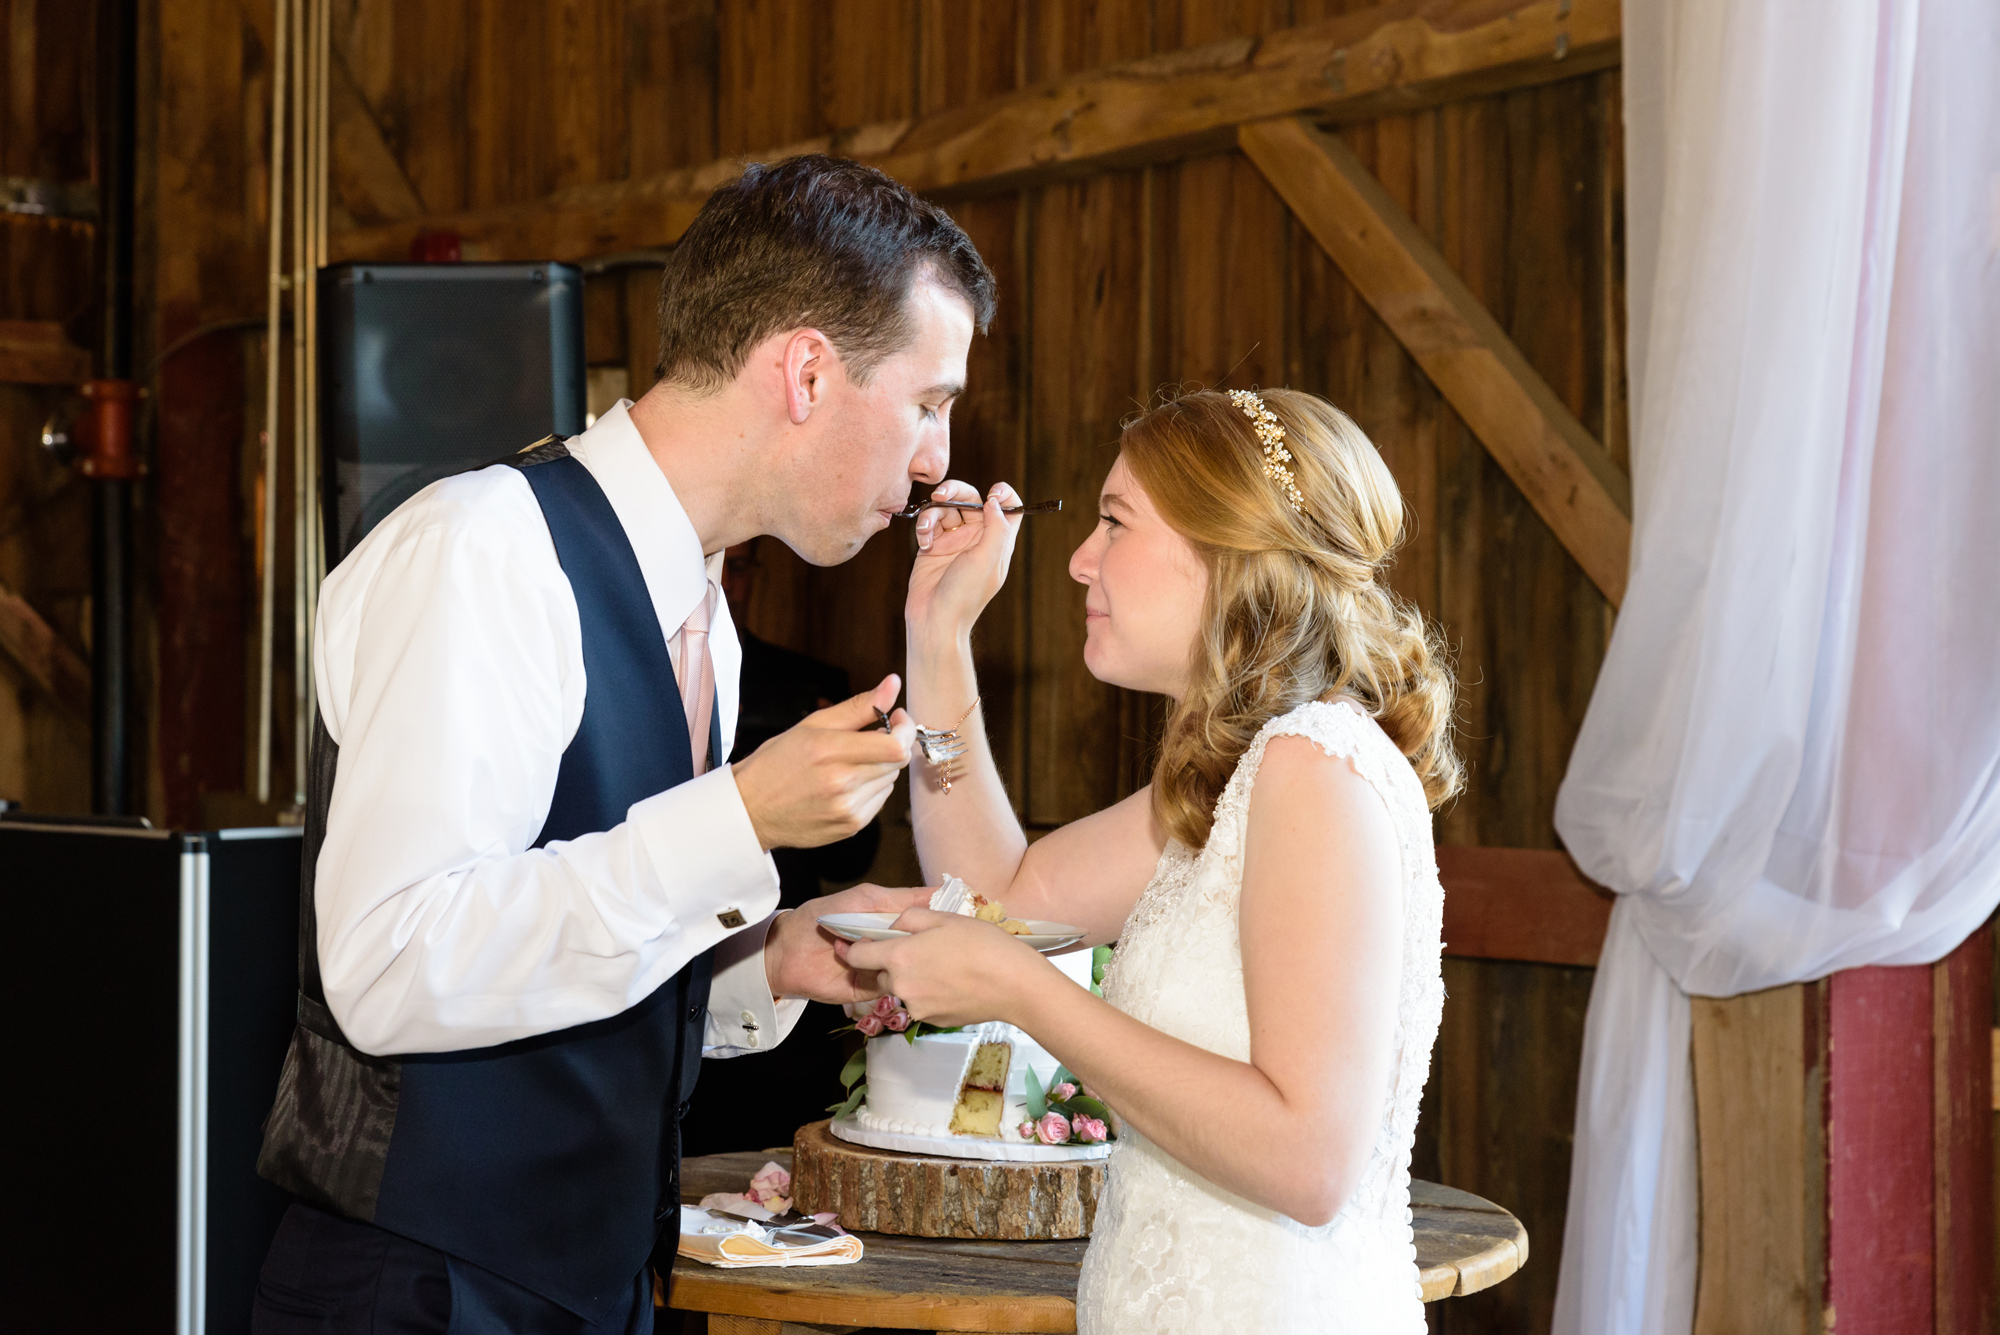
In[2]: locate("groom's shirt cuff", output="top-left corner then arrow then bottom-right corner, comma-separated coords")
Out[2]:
704,909 -> 809,1058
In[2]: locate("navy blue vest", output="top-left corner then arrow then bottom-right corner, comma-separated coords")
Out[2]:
259,445 -> 721,1321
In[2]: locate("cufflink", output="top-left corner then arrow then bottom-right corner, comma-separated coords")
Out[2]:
717,908 -> 746,929
740,1010 -> 761,1048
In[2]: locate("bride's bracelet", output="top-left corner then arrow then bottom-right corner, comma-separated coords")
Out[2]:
915,697 -> 979,794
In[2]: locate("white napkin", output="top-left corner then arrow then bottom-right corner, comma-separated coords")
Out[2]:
676,1206 -> 864,1269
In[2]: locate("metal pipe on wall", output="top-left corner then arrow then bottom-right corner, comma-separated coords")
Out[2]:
92,0 -> 139,815
257,0 -> 290,806
297,0 -> 329,807
255,0 -> 328,810
284,0 -> 307,808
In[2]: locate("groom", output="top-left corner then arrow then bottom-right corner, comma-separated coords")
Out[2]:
253,155 -> 995,1334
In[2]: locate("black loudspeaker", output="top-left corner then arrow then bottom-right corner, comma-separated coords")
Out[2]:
320,262 -> 585,559
1,819 -> 303,1334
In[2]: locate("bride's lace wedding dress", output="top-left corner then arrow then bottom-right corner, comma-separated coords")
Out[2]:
1075,700 -> 1445,1334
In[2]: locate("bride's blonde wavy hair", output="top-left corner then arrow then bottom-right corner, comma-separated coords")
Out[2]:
1119,388 -> 1461,849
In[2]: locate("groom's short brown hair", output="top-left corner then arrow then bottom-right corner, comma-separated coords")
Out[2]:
654,154 -> 996,390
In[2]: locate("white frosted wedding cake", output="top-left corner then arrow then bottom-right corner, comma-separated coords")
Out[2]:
828,878 -> 1113,1161
855,1020 -> 1065,1140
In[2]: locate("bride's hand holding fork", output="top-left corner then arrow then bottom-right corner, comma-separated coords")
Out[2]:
905,479 -> 1023,645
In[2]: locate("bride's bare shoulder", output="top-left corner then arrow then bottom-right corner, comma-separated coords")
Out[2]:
1249,732 -> 1397,846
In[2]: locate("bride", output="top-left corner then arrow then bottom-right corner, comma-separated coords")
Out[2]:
841,387 -> 1460,1333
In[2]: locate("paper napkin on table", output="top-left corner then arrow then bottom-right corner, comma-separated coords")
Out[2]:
676,1206 -> 864,1268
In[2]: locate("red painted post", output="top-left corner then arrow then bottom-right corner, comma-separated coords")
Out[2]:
1822,928 -> 1994,1335
1828,965 -> 1936,1333
1933,926 -> 1994,1335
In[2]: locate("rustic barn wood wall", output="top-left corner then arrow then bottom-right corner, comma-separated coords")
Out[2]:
0,2 -> 98,813
0,4 -> 1623,1330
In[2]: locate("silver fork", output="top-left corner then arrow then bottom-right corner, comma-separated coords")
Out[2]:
916,728 -> 969,769
890,498 -> 1062,519
872,709 -> 972,776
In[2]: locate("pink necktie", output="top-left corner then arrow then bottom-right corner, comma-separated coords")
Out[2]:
677,585 -> 717,776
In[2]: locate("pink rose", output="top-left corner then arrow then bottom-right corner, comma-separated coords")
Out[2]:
1035,1111 -> 1071,1145
855,1012 -> 885,1037
1072,1115 -> 1108,1143
746,1161 -> 794,1213
871,995 -> 903,1020
1017,1120 -> 1038,1140
884,1010 -> 910,1032
1051,1082 -> 1078,1103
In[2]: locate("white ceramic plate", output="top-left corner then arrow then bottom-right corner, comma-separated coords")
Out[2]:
816,912 -> 1086,954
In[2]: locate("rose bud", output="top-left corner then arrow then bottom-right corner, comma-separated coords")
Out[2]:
855,1013 -> 885,1037
885,1010 -> 910,1032
1017,1120 -> 1038,1140
748,1163 -> 791,1201
1051,1082 -> 1078,1103
1035,1111 -> 1072,1145
871,995 -> 902,1020
1072,1115 -> 1108,1143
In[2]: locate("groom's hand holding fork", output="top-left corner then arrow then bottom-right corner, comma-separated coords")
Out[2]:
735,671 -> 934,1004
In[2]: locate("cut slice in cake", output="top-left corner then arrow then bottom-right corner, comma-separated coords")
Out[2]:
947,1040 -> 1013,1136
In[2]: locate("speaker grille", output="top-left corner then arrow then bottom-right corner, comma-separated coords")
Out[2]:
320,263 -> 585,559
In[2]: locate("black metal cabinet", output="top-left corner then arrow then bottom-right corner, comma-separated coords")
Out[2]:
2,821 -> 301,1334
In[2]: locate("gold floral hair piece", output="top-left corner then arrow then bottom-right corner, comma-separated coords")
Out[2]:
1227,389 -> 1306,514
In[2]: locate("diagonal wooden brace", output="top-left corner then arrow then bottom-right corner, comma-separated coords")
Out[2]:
0,577 -> 91,721
1239,114 -> 1632,606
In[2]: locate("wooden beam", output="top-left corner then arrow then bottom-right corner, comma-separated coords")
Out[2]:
0,319 -> 92,384
328,0 -> 1618,264
1240,115 -> 1632,604
1689,934 -> 1995,1333
326,44 -> 425,224
0,577 -> 91,721
1691,982 -> 1825,1335
156,0 -> 252,830
233,0 -> 424,227
1438,846 -> 1613,967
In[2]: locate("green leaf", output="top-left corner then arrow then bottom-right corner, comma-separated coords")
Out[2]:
826,1083 -> 867,1120
1060,1094 -> 1113,1125
1024,1066 -> 1047,1122
838,1047 -> 867,1091
1091,944 -> 1114,993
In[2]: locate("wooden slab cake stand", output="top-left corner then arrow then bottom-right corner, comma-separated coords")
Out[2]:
791,1119 -> 1104,1239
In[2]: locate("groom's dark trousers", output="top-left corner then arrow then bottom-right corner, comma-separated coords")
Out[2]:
252,445 -> 717,1333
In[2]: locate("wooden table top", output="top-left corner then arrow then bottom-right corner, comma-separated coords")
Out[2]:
670,1149 -> 1526,1333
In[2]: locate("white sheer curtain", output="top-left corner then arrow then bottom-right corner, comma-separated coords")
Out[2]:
1550,0 -> 2000,1331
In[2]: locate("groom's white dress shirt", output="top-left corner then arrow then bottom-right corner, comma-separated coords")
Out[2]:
312,400 -> 804,1058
